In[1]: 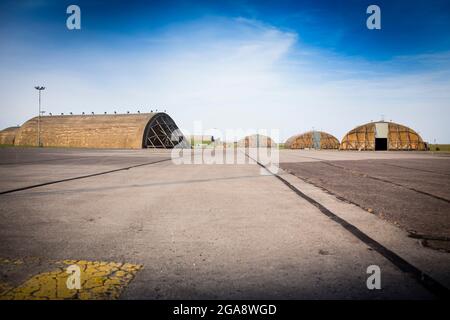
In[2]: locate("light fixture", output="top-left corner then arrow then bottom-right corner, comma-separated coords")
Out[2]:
34,86 -> 46,147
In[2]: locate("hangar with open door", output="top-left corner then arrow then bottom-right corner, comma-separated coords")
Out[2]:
340,121 -> 427,151
11,112 -> 189,149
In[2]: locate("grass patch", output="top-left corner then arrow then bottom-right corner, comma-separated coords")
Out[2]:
429,144 -> 450,152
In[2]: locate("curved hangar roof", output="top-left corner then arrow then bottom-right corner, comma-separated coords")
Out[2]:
238,134 -> 275,148
13,112 -> 188,149
340,121 -> 427,151
0,126 -> 20,145
285,131 -> 339,149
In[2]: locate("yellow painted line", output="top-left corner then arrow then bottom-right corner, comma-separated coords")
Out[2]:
0,259 -> 142,300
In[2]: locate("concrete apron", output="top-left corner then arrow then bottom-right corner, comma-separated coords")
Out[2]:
273,166 -> 450,292
0,149 -> 446,299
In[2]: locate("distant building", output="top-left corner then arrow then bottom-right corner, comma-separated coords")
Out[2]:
285,131 -> 339,150
238,134 -> 275,148
340,121 -> 427,151
187,135 -> 215,145
0,126 -> 20,145
2,112 -> 188,149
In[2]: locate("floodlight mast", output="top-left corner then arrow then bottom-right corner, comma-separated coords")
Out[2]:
34,86 -> 45,147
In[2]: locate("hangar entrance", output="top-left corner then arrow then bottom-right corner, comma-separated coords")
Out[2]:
312,131 -> 321,149
375,122 -> 388,151
143,113 -> 187,148
375,138 -> 388,151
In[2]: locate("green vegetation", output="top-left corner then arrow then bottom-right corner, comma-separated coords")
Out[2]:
429,144 -> 450,152
190,139 -> 214,146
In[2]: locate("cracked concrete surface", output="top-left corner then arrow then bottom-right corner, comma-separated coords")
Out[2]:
0,148 -> 448,299
0,258 -> 142,300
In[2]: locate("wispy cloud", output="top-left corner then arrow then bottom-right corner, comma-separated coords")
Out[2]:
1,17 -> 449,142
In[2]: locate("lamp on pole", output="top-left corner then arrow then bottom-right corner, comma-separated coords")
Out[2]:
34,86 -> 45,147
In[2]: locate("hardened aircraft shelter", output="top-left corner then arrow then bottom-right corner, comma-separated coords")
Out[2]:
238,134 -> 276,148
340,121 -> 427,151
9,112 -> 188,149
0,126 -> 19,145
285,131 -> 340,150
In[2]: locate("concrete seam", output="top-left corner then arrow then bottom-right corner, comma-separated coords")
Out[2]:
0,157 -> 173,195
246,153 -> 450,299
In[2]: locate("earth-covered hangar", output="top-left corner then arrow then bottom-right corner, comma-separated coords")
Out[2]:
10,112 -> 188,149
285,131 -> 340,150
0,126 -> 20,145
238,134 -> 276,148
340,121 -> 427,151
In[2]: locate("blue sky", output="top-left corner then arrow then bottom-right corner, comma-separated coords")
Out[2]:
1,0 -> 450,142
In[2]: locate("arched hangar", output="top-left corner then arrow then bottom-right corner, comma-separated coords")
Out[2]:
285,131 -> 339,149
0,126 -> 20,145
238,134 -> 276,148
12,112 -> 188,149
340,121 -> 427,151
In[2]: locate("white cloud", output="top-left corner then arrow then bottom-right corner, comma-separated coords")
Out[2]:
1,17 -> 449,143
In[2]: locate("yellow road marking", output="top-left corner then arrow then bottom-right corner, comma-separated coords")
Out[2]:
0,259 -> 142,300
